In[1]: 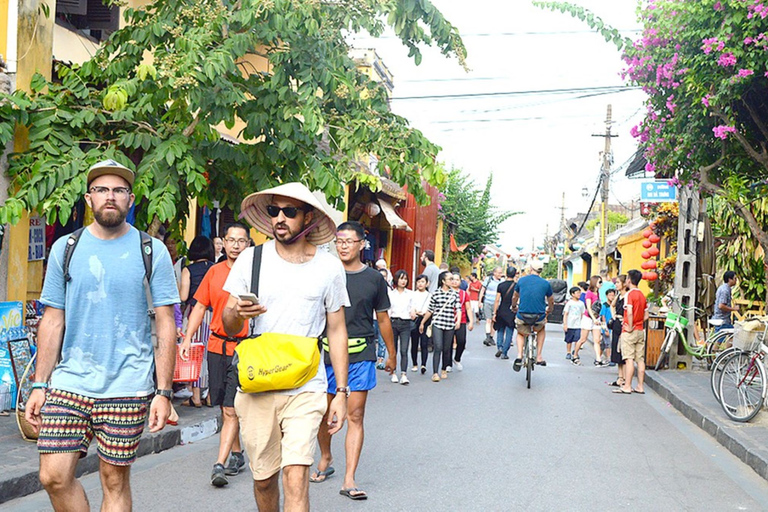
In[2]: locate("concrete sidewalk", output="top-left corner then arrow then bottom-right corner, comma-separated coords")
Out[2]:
0,399 -> 221,504
645,369 -> 768,481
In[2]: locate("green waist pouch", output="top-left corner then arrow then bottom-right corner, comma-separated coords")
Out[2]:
321,336 -> 369,354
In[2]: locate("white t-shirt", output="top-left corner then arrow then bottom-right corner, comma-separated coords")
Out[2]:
223,241 -> 350,395
563,299 -> 586,330
388,288 -> 414,320
412,290 -> 431,316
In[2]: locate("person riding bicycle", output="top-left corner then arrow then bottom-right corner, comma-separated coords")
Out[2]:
511,260 -> 554,371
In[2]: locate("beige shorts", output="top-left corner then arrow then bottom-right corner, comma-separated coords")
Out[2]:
515,317 -> 546,335
235,391 -> 328,480
620,330 -> 645,361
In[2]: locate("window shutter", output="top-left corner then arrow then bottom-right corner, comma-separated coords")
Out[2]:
56,0 -> 87,16
86,0 -> 119,32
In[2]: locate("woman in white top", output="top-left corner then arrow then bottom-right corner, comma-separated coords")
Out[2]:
410,274 -> 432,374
388,270 -> 415,384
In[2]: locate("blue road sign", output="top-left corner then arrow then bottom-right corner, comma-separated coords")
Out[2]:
640,180 -> 677,202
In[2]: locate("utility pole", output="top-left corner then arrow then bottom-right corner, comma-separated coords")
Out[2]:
557,192 -> 566,280
592,105 -> 617,276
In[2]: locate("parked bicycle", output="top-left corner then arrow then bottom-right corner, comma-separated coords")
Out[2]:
717,320 -> 768,422
654,297 -> 733,371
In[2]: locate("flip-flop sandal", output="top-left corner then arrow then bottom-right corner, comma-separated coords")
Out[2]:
180,398 -> 202,408
612,388 -> 633,394
309,466 -> 335,483
340,487 -> 368,500
632,389 -> 646,394
608,380 -> 623,387
535,360 -> 547,366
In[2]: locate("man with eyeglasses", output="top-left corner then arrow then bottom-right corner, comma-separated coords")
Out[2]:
312,220 -> 396,501
26,159 -> 180,511
180,222 -> 252,487
222,182 -> 350,512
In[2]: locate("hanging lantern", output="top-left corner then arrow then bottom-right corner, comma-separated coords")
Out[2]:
516,246 -> 524,251
538,255 -> 545,261
641,260 -> 658,270
641,250 -> 651,259
648,247 -> 660,257
536,245 -> 544,251
577,237 -> 586,244
364,202 -> 381,217
642,240 -> 652,249
573,244 -> 582,251
506,254 -> 511,259
557,243 -> 565,250
649,222 -> 656,229
642,229 -> 653,238
649,234 -> 661,244
644,271 -> 659,281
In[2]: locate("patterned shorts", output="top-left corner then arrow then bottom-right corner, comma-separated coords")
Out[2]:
37,389 -> 149,466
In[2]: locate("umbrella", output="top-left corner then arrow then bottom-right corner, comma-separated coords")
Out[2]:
697,213 -> 716,317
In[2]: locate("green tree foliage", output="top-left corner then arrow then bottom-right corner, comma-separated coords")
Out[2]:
0,0 -> 466,233
536,0 -> 768,302
440,168 -> 518,257
585,211 -> 628,233
540,259 -> 558,279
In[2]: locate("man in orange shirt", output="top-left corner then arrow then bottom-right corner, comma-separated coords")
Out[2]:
181,223 -> 251,487
615,269 -> 649,395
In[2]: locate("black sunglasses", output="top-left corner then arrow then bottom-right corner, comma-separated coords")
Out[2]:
266,205 -> 305,218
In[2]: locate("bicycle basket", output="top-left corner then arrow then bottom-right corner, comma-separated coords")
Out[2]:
664,311 -> 689,329
733,322 -> 764,352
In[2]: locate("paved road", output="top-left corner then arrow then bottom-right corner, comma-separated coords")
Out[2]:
6,325 -> 768,511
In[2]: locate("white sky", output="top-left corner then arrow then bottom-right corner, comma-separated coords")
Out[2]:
348,0 -> 648,254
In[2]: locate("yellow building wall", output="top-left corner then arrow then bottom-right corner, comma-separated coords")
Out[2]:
435,218 -> 444,265
0,0 -> 8,61
617,231 -> 651,295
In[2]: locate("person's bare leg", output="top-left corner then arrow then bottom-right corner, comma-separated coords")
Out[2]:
343,391 -> 369,492
192,386 -> 201,406
592,327 -> 603,361
312,394 -> 334,481
516,332 -> 525,359
283,465 -> 310,512
98,459 -> 132,512
636,359 -> 646,392
39,452 -> 89,512
217,406 -> 240,464
254,472 -> 281,512
535,327 -> 546,362
622,358 -> 635,392
573,329 -> 589,358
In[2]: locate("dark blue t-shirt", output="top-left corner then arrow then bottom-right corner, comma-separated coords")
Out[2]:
514,275 -> 553,315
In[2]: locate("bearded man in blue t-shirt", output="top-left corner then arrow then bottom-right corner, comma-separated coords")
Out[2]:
511,259 -> 554,370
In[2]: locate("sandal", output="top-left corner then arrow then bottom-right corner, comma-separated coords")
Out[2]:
571,357 -> 581,365
181,398 -> 202,408
340,487 -> 368,500
309,466 -> 334,483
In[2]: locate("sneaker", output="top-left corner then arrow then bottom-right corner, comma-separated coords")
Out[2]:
390,373 -> 399,383
513,358 -> 522,372
174,388 -> 193,399
432,373 -> 440,382
454,361 -> 463,371
441,370 -> 448,379
483,336 -> 494,346
495,350 -> 502,358
400,373 -> 410,385
500,354 -> 510,360
594,360 -> 607,367
211,463 -> 228,487
411,365 -> 418,372
421,366 -> 427,375
566,353 -> 572,360
224,451 -> 245,476
608,362 -> 617,367
446,366 -> 453,373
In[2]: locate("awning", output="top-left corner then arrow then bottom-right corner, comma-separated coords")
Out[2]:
377,199 -> 412,232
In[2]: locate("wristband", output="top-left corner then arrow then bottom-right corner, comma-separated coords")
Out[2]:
32,382 -> 49,390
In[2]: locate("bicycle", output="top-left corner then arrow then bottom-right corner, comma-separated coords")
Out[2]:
517,314 -> 542,389
710,345 -> 742,402
717,320 -> 768,422
654,297 -> 733,371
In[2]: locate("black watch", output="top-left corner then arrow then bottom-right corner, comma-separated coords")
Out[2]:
155,388 -> 173,400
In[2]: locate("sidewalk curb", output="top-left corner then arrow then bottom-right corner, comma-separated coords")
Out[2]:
0,415 -> 219,505
645,372 -> 768,482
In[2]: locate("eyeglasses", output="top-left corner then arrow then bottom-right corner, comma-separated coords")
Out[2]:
335,239 -> 362,247
266,205 -> 304,218
224,237 -> 249,246
89,186 -> 131,198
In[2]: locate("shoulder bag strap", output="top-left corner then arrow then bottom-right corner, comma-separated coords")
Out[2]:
62,227 -> 86,285
138,231 -> 157,347
248,245 -> 264,337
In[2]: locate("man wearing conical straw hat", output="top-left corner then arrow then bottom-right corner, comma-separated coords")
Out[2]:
221,182 -> 350,511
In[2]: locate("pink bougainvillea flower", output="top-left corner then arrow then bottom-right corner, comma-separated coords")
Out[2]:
713,125 -> 737,139
718,53 -> 737,66
714,1 -> 723,10
738,68 -> 754,77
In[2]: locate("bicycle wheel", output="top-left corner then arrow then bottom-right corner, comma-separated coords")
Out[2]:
704,331 -> 734,370
526,334 -> 533,389
718,353 -> 766,422
654,329 -> 676,371
710,346 -> 742,401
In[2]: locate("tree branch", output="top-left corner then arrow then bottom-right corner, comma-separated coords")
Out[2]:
743,99 -> 768,143
182,114 -> 200,137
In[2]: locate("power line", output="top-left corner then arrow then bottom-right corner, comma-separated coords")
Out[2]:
351,29 -> 642,40
391,85 -> 641,101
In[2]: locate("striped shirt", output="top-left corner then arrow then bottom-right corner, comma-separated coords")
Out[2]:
428,289 -> 459,330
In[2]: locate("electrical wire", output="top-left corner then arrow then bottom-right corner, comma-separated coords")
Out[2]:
392,85 -> 640,101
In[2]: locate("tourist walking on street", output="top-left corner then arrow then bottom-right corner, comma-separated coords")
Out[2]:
614,270 -> 649,395
27,160 -> 180,512
180,223 -> 251,487
600,289 -> 617,365
221,182 -> 351,511
573,275 -> 605,366
468,272 -> 482,321
420,250 -> 440,294
313,220 -> 395,500
389,269 -> 415,384
608,275 -> 628,387
479,266 -> 504,346
492,266 -> 517,360
562,286 -> 585,360
713,270 -> 738,331
450,269 -> 474,370
420,271 -> 460,382
410,274 -> 432,374
511,260 -> 553,370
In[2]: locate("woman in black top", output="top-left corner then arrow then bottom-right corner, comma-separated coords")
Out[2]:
609,275 -> 627,386
492,266 -> 517,359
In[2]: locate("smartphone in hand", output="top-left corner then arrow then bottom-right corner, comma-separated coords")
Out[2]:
238,293 -> 260,305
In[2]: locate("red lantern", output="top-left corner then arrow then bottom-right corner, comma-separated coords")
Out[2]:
641,250 -> 651,259
649,234 -> 661,244
642,229 -> 653,238
642,240 -> 652,249
648,247 -> 660,257
649,222 -> 656,229
642,260 -> 658,270
645,271 -> 658,281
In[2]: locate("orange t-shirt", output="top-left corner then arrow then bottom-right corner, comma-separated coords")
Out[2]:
623,288 -> 647,332
193,261 -> 248,355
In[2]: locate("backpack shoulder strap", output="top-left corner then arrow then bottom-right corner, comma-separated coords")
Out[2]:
139,231 -> 153,283
63,227 -> 86,284
250,244 -> 264,296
